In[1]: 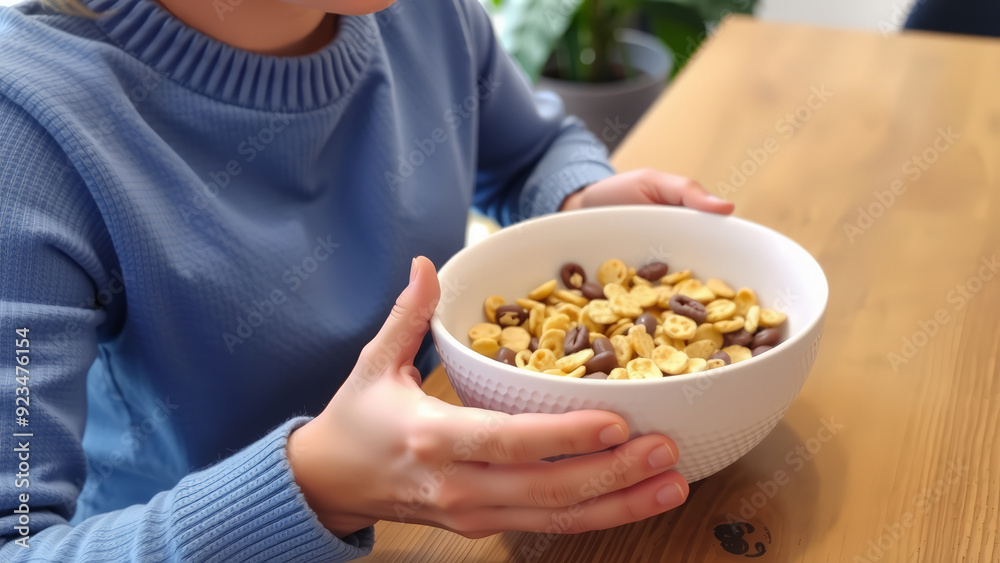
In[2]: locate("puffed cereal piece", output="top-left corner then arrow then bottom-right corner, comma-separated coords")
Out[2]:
597,259 -> 628,286
565,365 -> 586,378
556,349 -> 595,372
610,294 -> 643,318
660,350 -> 690,375
706,278 -> 736,299
543,368 -> 568,376
705,299 -> 738,323
500,326 -> 532,353
552,289 -> 588,308
603,283 -> 628,300
661,312 -> 697,341
608,367 -> 630,380
714,315 -> 745,334
629,284 -> 658,308
515,297 -> 546,311
734,288 -> 758,316
610,334 -> 633,367
515,349 -> 532,368
580,308 -> 605,334
721,345 -> 752,363
759,308 -> 787,328
706,358 -> 727,370
692,323 -> 724,348
681,285 -> 716,304
553,303 -> 582,324
468,323 -> 502,343
607,320 -> 635,338
661,269 -> 691,285
471,338 -> 500,358
744,305 -> 761,333
628,325 -> 655,359
528,306 -> 545,337
585,299 -> 620,324
542,313 -> 571,335
684,339 -> 719,360
528,348 -> 557,371
684,358 -> 708,374
483,295 -> 505,324
627,358 -> 663,379
538,329 -> 566,358
528,280 -> 557,301
651,344 -> 679,373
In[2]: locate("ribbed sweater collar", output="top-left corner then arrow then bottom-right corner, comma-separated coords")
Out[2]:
86,0 -> 378,112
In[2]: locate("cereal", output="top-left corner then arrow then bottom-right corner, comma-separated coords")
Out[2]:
471,338 -> 499,358
636,262 -> 669,281
468,323 -> 501,343
705,299 -> 737,323
661,269 -> 691,285
610,294 -> 643,318
629,325 -> 655,359
706,278 -> 736,299
734,288 -> 757,316
496,304 -> 528,327
484,295 -> 505,323
669,294 -> 707,324
608,367 -> 629,380
495,347 -> 516,365
564,325 -> 590,355
721,345 -> 752,363
538,329 -> 566,357
585,299 -> 620,324
759,308 -> 787,328
610,334 -> 633,366
468,260 -> 789,379
597,259 -> 628,286
684,358 -> 708,374
627,358 -> 663,379
661,313 -> 697,341
500,326 -> 531,353
528,279 -> 557,301
560,263 -> 587,289
683,339 -> 719,360
528,348 -> 557,371
556,349 -> 595,372
744,305 -> 761,334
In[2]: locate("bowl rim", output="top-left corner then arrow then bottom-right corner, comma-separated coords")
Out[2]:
430,206 -> 829,385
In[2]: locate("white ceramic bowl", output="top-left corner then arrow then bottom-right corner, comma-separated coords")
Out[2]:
431,206 -> 827,482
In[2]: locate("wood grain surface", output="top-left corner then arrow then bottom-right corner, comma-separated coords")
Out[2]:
360,16 -> 1000,562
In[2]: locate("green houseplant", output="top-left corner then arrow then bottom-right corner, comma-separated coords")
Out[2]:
490,0 -> 756,148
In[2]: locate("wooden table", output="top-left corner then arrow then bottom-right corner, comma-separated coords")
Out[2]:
361,16 -> 1000,562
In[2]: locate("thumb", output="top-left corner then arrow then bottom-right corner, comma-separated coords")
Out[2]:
360,256 -> 441,377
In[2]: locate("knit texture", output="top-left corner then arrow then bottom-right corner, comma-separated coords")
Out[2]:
0,0 -> 614,558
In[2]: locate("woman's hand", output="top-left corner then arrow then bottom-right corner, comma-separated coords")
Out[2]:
561,169 -> 735,214
287,257 -> 688,539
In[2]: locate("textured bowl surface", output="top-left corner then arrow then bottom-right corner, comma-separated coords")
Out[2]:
431,206 -> 827,481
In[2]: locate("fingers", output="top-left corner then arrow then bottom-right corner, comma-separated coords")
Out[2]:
357,256 -> 440,376
441,470 -> 689,536
456,434 -> 679,509
633,170 -> 735,215
417,406 -> 629,464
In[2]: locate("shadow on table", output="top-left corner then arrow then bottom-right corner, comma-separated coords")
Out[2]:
498,398 -> 847,562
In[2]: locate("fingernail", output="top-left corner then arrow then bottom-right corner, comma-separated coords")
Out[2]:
656,483 -> 686,506
599,424 -> 627,445
648,444 -> 676,469
409,257 -> 419,283
706,194 -> 728,204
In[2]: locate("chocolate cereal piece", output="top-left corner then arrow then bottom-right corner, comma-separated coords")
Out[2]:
495,347 -> 516,365
585,350 -> 619,374
584,371 -> 609,380
560,263 -> 587,289
710,351 -> 731,365
636,312 -> 658,336
668,294 -> 707,324
751,327 -> 781,348
723,328 -> 753,347
564,326 -> 590,356
636,262 -> 669,281
580,281 -> 605,300
529,337 -> 539,352
495,304 -> 528,327
591,337 -> 614,356
752,345 -> 773,357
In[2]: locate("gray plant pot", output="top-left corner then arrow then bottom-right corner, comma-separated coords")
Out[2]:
536,29 -> 672,153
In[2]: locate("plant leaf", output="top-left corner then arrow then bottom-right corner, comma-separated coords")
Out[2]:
644,0 -> 756,23
643,2 -> 707,75
496,0 -> 586,81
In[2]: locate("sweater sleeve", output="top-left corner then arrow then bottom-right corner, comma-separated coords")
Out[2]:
0,95 -> 372,562
460,0 -> 616,226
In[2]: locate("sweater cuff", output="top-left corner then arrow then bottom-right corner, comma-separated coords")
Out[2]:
519,161 -> 615,219
172,417 -> 373,562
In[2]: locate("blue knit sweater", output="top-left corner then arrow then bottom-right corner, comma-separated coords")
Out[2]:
0,0 -> 614,558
